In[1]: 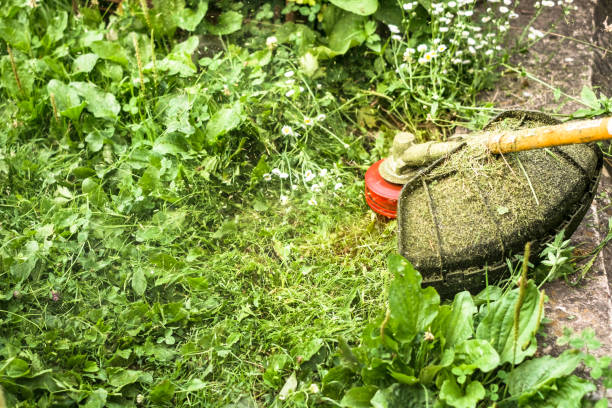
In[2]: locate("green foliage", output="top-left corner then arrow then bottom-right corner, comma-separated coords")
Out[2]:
319,255 -> 605,407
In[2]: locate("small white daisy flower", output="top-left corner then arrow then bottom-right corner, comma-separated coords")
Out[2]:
467,38 -> 476,45
334,182 -> 343,190
542,0 -> 554,5
279,172 -> 289,179
263,173 -> 272,181
417,44 -> 428,52
272,168 -> 281,176
391,34 -> 402,41
448,0 -> 457,6
284,70 -> 295,78
499,6 -> 509,12
285,79 -> 295,85
439,26 -> 449,32
437,44 -> 447,52
304,170 -> 315,182
310,183 -> 321,192
281,125 -> 293,136
319,169 -> 328,177
481,16 -> 491,22
280,194 -> 288,205
316,114 -> 326,121
266,36 -> 278,49
304,117 -> 314,126
485,49 -> 494,56
308,197 -> 317,206
388,24 -> 401,33
309,384 -> 320,393
285,89 -> 295,97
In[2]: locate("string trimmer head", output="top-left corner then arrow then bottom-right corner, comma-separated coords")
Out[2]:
365,111 -> 605,296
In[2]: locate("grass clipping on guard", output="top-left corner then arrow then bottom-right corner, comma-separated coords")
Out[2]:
398,116 -> 600,287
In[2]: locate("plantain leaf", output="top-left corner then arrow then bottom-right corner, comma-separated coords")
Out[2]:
475,280 -> 541,365
329,0 -> 378,15
387,255 -> 440,344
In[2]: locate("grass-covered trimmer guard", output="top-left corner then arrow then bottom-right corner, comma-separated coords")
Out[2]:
381,111 -> 605,297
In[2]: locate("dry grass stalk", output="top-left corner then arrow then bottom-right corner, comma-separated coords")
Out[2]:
7,45 -> 23,94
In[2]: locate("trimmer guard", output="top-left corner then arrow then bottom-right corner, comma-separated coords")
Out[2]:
397,111 -> 603,298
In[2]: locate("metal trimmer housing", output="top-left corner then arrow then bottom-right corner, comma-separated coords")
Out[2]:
397,111 -> 603,298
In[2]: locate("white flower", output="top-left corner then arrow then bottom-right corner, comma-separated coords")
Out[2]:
304,170 -> 315,182
281,125 -> 293,136
437,44 -> 447,52
481,16 -> 491,22
291,184 -> 298,190
534,1 -> 541,6
284,70 -> 295,78
509,11 -> 519,18
463,10 -> 473,16
402,2 -> 414,9
439,26 -> 449,32
308,197 -> 317,206
266,36 -> 278,49
263,173 -> 272,181
418,57 -> 426,64
285,89 -> 295,97
391,34 -> 402,41
503,0 -> 512,4
299,86 -> 304,92
467,38 -> 476,45
485,49 -> 494,56
280,194 -> 288,205
388,24 -> 400,33
461,59 -> 471,64
423,51 -> 436,62
455,50 -> 463,56
272,168 -> 281,176
461,30 -> 470,37
499,24 -> 508,32
304,117 -> 314,126
468,45 -> 476,54
285,79 -> 295,85
542,0 -> 554,5
279,172 -> 289,179
319,169 -> 328,177
316,83 -> 323,89
403,48 -> 416,59
316,114 -> 326,121
433,38 -> 441,44
424,331 -> 435,341
334,182 -> 343,190
136,394 -> 145,404
448,0 -> 457,6
417,44 -> 428,52
310,183 -> 321,192
499,6 -> 509,12
309,383 -> 320,393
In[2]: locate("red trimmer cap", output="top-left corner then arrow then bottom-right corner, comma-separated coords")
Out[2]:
364,159 -> 403,218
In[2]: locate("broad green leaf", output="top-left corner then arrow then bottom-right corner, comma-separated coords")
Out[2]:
206,101 -> 243,143
43,11 -> 68,47
312,10 -> 367,58
453,339 -> 500,374
524,375 -> 596,408
183,378 -> 206,392
278,372 -> 297,401
371,384 -> 431,408
156,36 -> 199,77
152,134 -> 190,156
437,291 -> 476,348
440,379 -> 485,408
151,0 -> 183,36
299,52 -> 319,77
205,11 -> 243,35
160,93 -> 194,135
73,53 -> 99,74
47,80 -> 84,121
150,379 -> 176,404
70,82 -> 121,119
139,166 -> 160,192
506,350 -> 582,399
107,368 -> 149,390
132,268 -> 147,296
176,0 -> 208,31
387,255 -> 439,344
0,11 -> 31,51
89,40 -> 129,66
475,280 -> 541,365
580,86 -> 600,109
340,385 -> 378,408
83,388 -> 107,408
329,0 -> 378,15
1,358 -> 30,378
